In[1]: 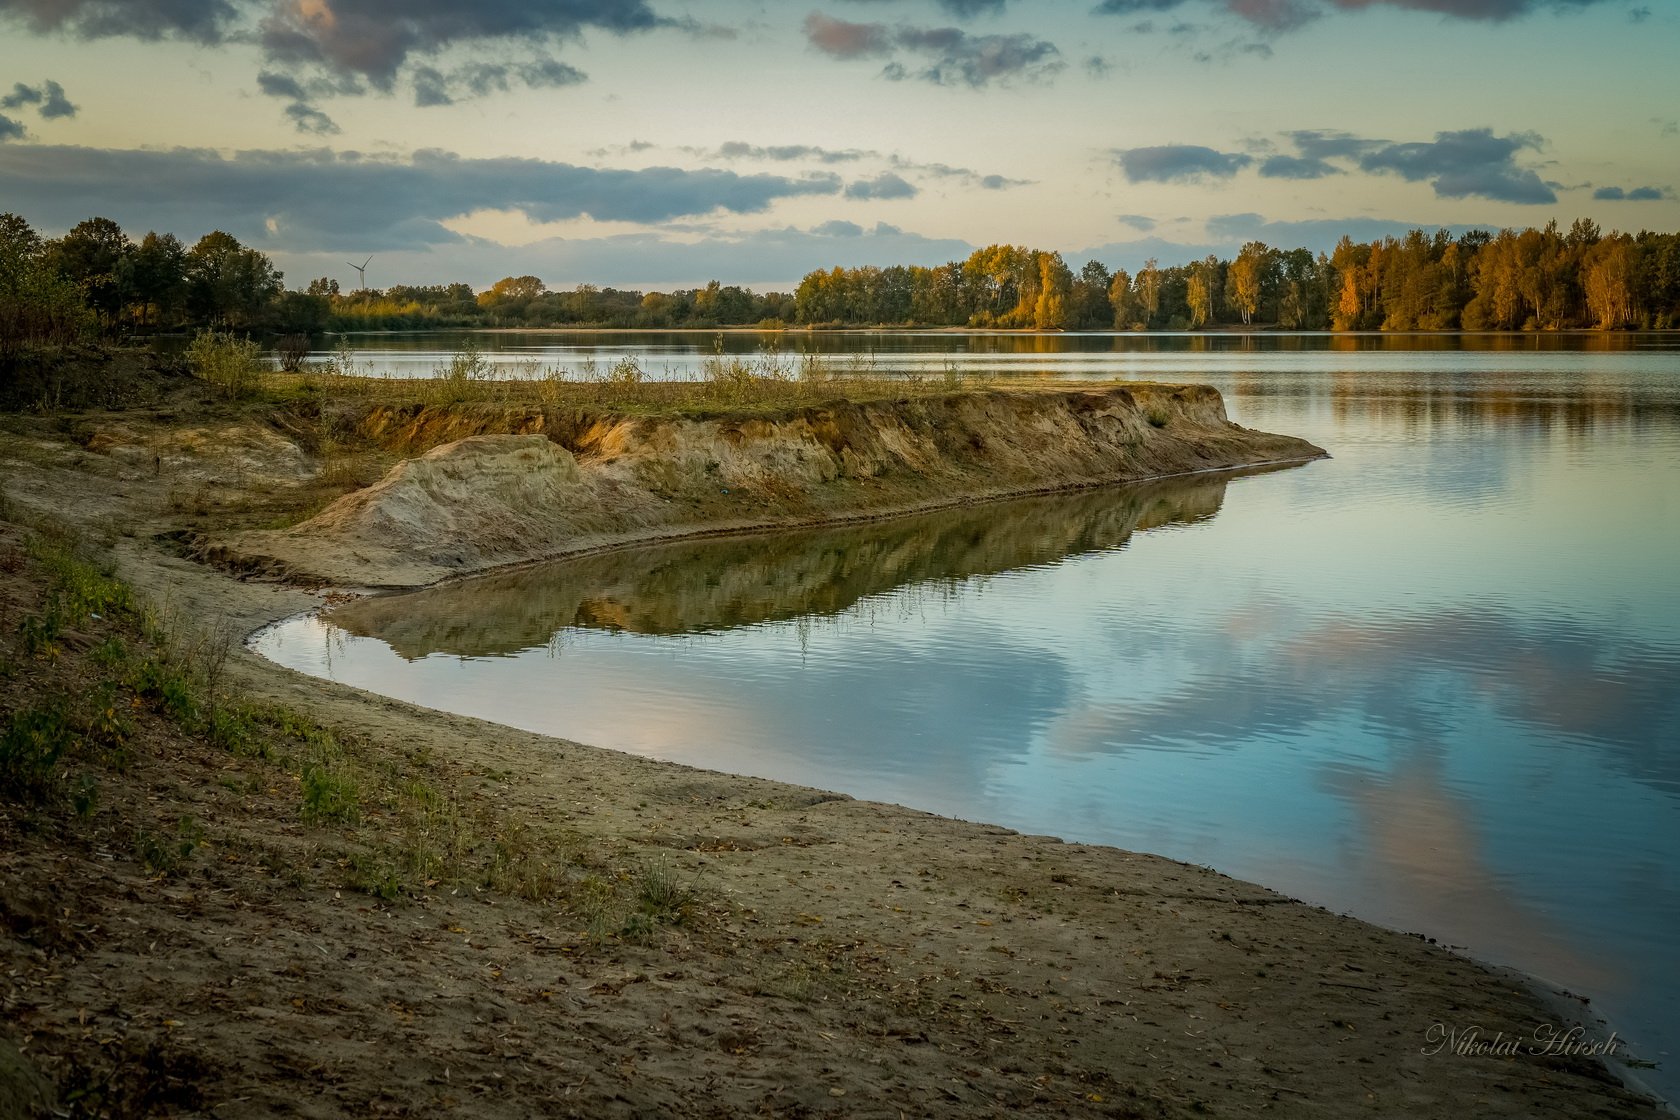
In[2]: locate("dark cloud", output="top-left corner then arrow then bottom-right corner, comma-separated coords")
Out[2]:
1593,185 -> 1667,201
407,57 -> 584,107
714,141 -> 873,164
1205,212 -> 1479,252
1092,0 -> 1187,13
0,113 -> 24,142
256,70 -> 310,102
0,0 -> 239,42
2,79 -> 77,119
1116,213 -> 1157,231
1093,0 -> 1615,31
1359,128 -> 1555,203
1116,144 -> 1252,183
1259,154 -> 1341,179
844,171 -> 917,200
258,0 -> 660,90
283,102 -> 339,134
0,145 -> 844,251
813,219 -> 865,236
802,12 -> 893,57
1225,0 -> 1319,29
1325,0 -> 1612,18
805,12 -> 1061,87
267,221 -> 976,289
1287,128 -> 1385,160
835,0 -> 1010,15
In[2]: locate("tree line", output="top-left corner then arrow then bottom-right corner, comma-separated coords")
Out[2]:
793,221 -> 1680,332
4,210 -> 1679,365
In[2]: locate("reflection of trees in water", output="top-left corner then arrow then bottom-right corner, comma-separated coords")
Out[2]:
327,467 -> 1263,659
1219,369 -> 1678,435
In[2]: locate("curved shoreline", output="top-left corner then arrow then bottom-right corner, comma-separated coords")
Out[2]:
243,484 -> 1675,1115
2,385 -> 1667,1117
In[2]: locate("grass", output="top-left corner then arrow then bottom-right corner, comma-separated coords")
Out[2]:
3,511 -> 705,938
258,337 -> 1017,421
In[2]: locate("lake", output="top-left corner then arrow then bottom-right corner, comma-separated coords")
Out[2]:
253,330 -> 1680,1101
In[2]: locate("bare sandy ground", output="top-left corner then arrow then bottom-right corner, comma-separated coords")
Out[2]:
0,392 -> 1668,1118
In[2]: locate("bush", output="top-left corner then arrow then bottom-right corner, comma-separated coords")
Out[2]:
1,699 -> 76,801
187,330 -> 264,399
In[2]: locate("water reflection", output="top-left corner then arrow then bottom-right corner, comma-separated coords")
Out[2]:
289,328 -> 1680,382
326,469 -> 1245,657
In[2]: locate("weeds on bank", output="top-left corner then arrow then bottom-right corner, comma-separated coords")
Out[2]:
2,514 -> 705,943
261,336 -> 1014,421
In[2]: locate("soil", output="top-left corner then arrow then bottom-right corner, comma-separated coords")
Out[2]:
0,383 -> 1668,1118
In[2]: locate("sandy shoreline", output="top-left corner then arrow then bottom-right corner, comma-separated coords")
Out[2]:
2,387 -> 1670,1117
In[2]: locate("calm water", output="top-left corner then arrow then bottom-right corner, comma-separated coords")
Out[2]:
254,332 -> 1680,1099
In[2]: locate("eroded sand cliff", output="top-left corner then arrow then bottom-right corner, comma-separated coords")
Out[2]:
220,384 -> 1325,587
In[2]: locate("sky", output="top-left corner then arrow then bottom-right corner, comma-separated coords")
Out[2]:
1,0 -> 1676,291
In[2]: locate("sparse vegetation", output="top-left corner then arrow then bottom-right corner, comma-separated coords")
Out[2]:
186,329 -> 264,400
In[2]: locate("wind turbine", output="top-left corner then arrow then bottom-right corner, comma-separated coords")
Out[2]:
347,255 -> 372,290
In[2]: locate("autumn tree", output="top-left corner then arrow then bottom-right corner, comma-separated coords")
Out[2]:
1228,241 -> 1272,326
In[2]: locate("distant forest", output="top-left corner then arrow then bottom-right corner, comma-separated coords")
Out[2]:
5,211 -> 1679,357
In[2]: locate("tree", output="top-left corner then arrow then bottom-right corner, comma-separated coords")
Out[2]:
47,216 -> 133,328
1228,241 -> 1270,326
1068,259 -> 1112,330
1135,258 -> 1161,325
127,231 -> 187,328
1582,235 -> 1638,329
1031,251 -> 1073,330
185,231 -> 282,327
1108,269 -> 1139,329
1,212 -> 93,359
1186,256 -> 1220,328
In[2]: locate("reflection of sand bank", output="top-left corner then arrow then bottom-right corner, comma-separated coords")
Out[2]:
328,467 -> 1255,658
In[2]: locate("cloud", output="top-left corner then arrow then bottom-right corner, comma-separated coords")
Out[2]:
1225,0 -> 1319,29
813,219 -> 865,237
1259,154 -> 1341,179
283,102 -> 340,134
803,12 -> 893,57
267,221 -> 978,290
2,80 -> 77,119
1116,213 -> 1157,231
804,12 -> 1062,87
256,70 -> 310,102
0,113 -> 24,142
1593,185 -> 1667,201
1093,0 -> 1616,32
713,141 -> 874,164
1358,127 -> 1555,203
1116,144 -> 1253,183
257,0 -> 660,90
0,0 -> 239,42
1287,128 -> 1385,160
844,171 -> 917,200
835,0 -> 1010,15
1205,212 -> 1481,252
0,145 -> 844,252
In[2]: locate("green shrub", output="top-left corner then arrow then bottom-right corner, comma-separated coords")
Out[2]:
186,330 -> 264,399
302,762 -> 360,825
1,699 -> 76,800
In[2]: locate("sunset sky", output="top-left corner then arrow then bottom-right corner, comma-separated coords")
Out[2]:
2,0 -> 1675,291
